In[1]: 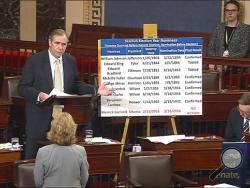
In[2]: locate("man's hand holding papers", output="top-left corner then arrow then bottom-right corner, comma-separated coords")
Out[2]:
49,88 -> 77,97
38,88 -> 78,105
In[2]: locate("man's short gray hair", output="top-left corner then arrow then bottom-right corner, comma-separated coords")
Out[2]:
49,29 -> 68,40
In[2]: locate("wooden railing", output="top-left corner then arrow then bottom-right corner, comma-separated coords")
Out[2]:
203,56 -> 250,90
70,24 -> 211,54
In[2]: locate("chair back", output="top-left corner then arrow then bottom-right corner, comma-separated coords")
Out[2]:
202,71 -> 220,91
7,76 -> 20,99
1,76 -> 20,100
13,159 -> 35,188
126,151 -> 173,188
0,71 -> 4,96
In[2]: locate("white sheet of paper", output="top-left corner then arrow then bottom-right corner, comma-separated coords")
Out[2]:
49,88 -> 75,97
90,137 -> 115,143
0,143 -> 12,150
146,135 -> 186,145
204,183 -> 239,188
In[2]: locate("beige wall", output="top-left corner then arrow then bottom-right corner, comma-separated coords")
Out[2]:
65,0 -> 84,37
20,0 -> 36,41
20,0 -> 84,41
244,1 -> 250,24
19,1 -> 250,41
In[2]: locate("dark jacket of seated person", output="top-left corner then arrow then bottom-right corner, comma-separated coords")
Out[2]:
224,93 -> 250,142
208,22 -> 250,58
34,112 -> 89,188
208,0 -> 250,58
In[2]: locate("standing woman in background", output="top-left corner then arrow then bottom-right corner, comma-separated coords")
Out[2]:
208,0 -> 250,58
34,112 -> 89,188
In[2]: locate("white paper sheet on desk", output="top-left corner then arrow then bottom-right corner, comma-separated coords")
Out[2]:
146,135 -> 187,145
91,137 -> 114,143
49,88 -> 76,97
204,183 -> 239,188
0,142 -> 12,150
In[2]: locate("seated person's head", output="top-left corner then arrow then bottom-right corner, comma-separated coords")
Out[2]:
224,0 -> 240,22
47,112 -> 77,146
225,0 -> 240,11
238,93 -> 250,119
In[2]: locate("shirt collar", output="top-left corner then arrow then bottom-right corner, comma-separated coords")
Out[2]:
48,49 -> 62,64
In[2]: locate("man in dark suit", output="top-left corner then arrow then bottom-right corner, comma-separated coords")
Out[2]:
224,93 -> 250,184
225,92 -> 250,142
18,29 -> 111,159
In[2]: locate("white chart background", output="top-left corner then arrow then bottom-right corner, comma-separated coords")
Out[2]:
99,38 -> 202,117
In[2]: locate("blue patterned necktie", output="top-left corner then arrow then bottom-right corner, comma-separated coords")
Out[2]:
241,118 -> 249,142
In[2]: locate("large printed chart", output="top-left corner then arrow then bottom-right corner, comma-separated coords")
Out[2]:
99,38 -> 202,117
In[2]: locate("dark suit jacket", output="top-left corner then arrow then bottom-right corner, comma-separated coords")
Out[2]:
224,107 -> 244,142
18,50 -> 95,139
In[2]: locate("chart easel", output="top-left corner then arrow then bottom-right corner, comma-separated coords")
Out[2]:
98,26 -> 187,182
119,24 -> 178,150
120,24 -> 158,152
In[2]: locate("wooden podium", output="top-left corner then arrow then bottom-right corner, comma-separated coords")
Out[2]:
46,95 -> 94,125
0,149 -> 22,184
11,95 -> 95,127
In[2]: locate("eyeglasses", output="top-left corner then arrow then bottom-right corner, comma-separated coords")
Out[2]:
225,9 -> 238,13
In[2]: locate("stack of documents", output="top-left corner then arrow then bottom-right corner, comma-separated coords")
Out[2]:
0,143 -> 22,150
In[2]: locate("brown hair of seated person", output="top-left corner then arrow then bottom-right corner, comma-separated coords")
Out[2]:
238,92 -> 250,105
47,112 -> 77,146
224,0 -> 240,11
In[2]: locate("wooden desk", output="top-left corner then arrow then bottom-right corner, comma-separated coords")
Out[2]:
0,149 -> 21,183
78,142 -> 122,175
2,142 -> 121,186
137,137 -> 223,171
0,99 -> 11,128
0,99 -> 11,142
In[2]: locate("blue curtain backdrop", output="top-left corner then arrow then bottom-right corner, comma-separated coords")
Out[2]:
105,0 -> 221,33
